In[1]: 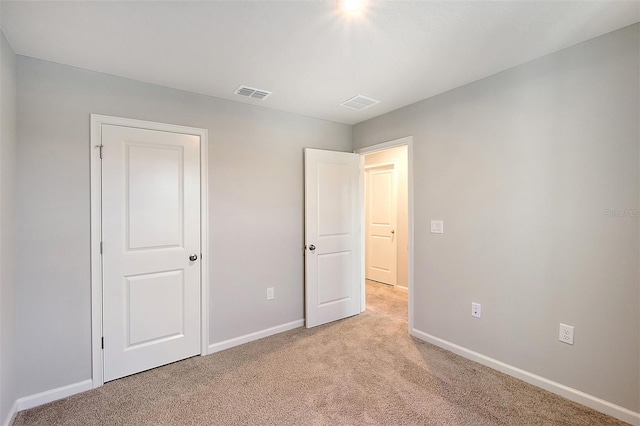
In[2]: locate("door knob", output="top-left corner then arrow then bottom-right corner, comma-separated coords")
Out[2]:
308,244 -> 316,252
189,254 -> 198,261
391,230 -> 395,234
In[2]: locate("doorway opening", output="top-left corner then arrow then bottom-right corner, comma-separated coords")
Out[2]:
357,137 -> 413,327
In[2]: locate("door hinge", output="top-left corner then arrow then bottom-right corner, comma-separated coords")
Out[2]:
100,241 -> 103,254
96,144 -> 104,159
101,337 -> 104,349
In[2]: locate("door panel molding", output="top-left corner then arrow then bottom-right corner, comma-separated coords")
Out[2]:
90,114 -> 209,388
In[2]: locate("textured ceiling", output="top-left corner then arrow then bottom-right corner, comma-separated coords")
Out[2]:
1,1 -> 638,124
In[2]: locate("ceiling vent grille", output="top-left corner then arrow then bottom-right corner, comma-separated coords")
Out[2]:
340,95 -> 380,111
234,85 -> 272,100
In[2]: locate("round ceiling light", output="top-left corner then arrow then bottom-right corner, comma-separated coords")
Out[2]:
341,0 -> 365,13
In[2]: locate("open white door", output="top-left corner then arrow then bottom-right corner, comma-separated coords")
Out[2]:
304,148 -> 361,328
101,124 -> 201,381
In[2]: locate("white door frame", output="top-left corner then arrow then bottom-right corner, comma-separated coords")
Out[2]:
355,136 -> 414,332
90,114 -> 209,388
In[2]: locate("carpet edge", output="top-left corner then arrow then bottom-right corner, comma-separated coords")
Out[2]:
13,379 -> 93,416
208,319 -> 305,354
410,327 -> 640,426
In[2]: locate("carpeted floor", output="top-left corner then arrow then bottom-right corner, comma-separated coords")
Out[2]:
15,281 -> 626,425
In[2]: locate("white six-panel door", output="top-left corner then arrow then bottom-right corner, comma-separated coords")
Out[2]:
365,164 -> 397,285
304,149 -> 361,328
101,124 -> 201,381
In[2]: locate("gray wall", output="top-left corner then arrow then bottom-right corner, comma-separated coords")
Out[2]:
16,57 -> 351,397
9,20 -> 640,416
0,28 -> 17,423
353,24 -> 640,412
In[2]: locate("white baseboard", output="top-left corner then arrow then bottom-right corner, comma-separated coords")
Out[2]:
9,320 -> 304,419
16,379 -> 93,412
2,400 -> 18,426
208,319 -> 304,354
410,328 -> 640,426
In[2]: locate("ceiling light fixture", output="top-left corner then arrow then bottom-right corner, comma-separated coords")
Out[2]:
341,0 -> 365,13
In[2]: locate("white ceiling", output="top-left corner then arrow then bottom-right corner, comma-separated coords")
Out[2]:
1,1 -> 638,125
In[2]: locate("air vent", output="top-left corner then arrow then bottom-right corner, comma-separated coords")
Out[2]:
234,85 -> 272,100
340,95 -> 380,111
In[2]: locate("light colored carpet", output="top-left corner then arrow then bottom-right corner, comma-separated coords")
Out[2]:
15,281 -> 626,425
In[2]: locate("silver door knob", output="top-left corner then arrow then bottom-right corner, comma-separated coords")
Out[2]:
189,254 -> 198,261
308,245 -> 316,251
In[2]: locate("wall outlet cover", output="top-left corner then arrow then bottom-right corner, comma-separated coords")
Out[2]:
559,323 -> 574,345
471,302 -> 481,318
431,220 -> 444,234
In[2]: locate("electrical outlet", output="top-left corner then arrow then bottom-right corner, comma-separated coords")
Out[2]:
471,302 -> 481,318
266,287 -> 274,300
430,220 -> 444,234
559,323 -> 574,345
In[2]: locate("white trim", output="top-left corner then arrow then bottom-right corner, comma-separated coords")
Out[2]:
358,156 -> 366,312
90,115 -> 103,388
410,328 -> 640,426
199,125 -> 210,358
355,136 -> 415,332
208,319 -> 304,354
355,137 -> 413,154
16,379 -> 93,412
2,400 -> 17,426
363,161 -> 395,170
90,114 -> 209,388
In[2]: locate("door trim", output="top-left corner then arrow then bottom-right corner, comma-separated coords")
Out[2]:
355,136 -> 414,333
90,114 -> 209,388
